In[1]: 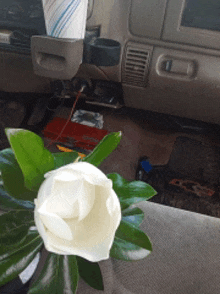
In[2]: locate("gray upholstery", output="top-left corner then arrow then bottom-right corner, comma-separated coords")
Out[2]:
2,201 -> 220,293
77,201 -> 220,293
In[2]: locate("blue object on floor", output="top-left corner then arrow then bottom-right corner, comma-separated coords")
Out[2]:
141,159 -> 153,173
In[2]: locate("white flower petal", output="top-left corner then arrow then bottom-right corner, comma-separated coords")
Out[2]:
34,199 -> 48,244
66,162 -> 107,181
106,189 -> 121,216
47,175 -> 83,218
84,174 -> 112,187
45,229 -> 115,262
77,180 -> 95,221
37,176 -> 54,206
53,169 -> 78,182
34,161 -> 122,262
38,200 -> 73,241
49,186 -> 121,249
40,192 -> 120,261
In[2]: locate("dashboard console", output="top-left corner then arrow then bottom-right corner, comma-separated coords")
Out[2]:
1,0 -> 220,125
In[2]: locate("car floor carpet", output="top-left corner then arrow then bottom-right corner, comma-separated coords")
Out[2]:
52,105 -> 220,218
1,98 -> 220,218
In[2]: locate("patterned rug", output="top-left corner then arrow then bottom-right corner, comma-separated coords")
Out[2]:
138,136 -> 220,218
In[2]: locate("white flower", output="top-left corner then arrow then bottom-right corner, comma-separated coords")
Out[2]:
34,162 -> 121,262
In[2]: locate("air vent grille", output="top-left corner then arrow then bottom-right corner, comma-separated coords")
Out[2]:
122,42 -> 153,87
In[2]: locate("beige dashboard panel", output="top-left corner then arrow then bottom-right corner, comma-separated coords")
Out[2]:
129,0 -> 167,39
123,46 -> 220,124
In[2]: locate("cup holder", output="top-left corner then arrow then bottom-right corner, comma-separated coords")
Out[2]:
83,38 -> 121,66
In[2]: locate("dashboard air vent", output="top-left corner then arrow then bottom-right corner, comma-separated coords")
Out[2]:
122,42 -> 153,87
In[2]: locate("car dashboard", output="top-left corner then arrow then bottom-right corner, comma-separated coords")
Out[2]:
1,0 -> 220,125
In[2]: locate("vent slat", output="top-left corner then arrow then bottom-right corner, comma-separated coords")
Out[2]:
126,64 -> 146,69
127,59 -> 147,64
127,54 -> 148,58
128,49 -> 149,55
126,60 -> 146,66
122,43 -> 152,87
127,53 -> 148,58
125,66 -> 145,70
126,60 -> 146,64
127,54 -> 148,60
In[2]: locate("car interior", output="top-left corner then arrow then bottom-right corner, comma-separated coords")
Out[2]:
1,0 -> 220,293
1,0 -> 220,124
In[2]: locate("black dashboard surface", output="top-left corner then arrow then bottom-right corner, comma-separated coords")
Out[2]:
0,0 -> 45,30
0,0 -> 46,51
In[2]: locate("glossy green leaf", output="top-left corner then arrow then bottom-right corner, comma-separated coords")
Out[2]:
76,256 -> 104,291
0,232 -> 43,287
0,210 -> 35,254
0,148 -> 37,200
122,207 -> 144,227
5,128 -> 54,191
83,132 -> 122,167
52,151 -> 79,169
0,186 -> 34,211
0,226 -> 36,257
110,237 -> 151,261
0,230 -> 40,262
28,254 -> 79,294
115,220 -> 152,251
111,207 -> 152,262
108,173 -> 157,210
0,209 -> 34,235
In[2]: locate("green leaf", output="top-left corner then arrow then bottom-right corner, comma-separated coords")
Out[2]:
111,196 -> 152,262
52,151 -> 79,169
0,226 -> 36,256
0,210 -> 35,254
108,173 -> 157,210
0,148 -> 37,200
122,207 -> 144,227
83,132 -> 122,167
5,128 -> 54,191
110,237 -> 151,261
115,220 -> 152,251
0,209 -> 34,235
28,254 -> 79,294
0,232 -> 43,287
76,256 -> 104,291
0,186 -> 34,211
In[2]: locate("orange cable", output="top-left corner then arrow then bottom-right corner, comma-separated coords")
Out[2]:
46,91 -> 82,148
